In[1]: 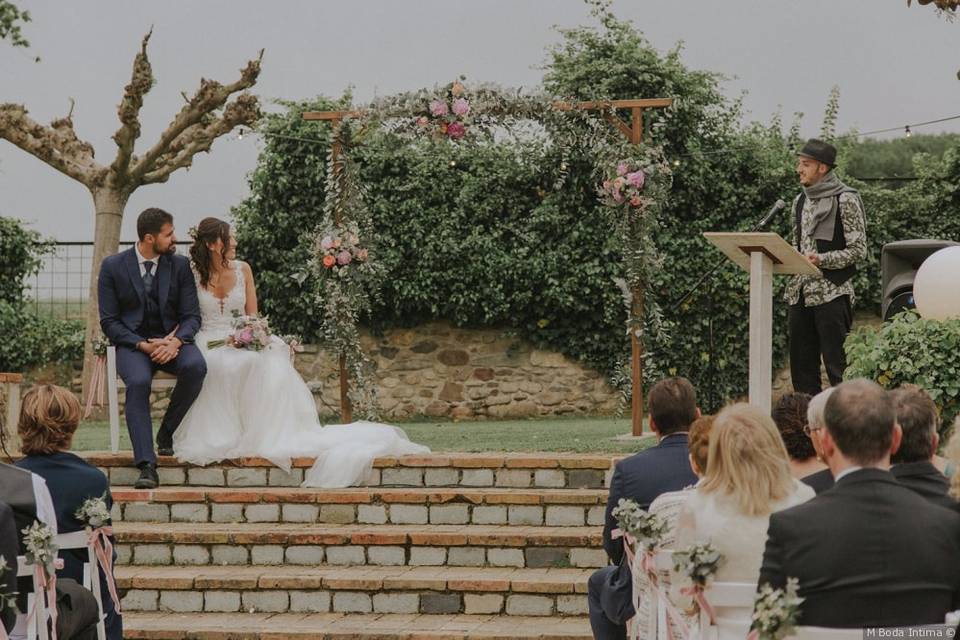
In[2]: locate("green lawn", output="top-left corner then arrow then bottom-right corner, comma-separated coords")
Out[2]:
72,416 -> 656,454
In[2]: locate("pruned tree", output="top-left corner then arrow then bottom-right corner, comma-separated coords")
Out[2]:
0,30 -> 263,392
907,0 -> 958,11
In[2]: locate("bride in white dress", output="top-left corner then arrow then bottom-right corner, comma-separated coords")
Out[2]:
173,217 -> 429,487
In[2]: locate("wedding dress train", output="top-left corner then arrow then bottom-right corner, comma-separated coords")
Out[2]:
173,262 -> 429,487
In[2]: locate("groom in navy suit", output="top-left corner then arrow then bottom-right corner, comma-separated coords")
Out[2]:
98,208 -> 206,489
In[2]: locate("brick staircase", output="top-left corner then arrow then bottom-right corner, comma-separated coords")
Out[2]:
85,452 -> 622,639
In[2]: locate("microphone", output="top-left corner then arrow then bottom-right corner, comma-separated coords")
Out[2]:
756,199 -> 787,230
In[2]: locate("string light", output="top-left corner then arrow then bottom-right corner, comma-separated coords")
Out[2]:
449,160 -> 457,167
238,128 -> 244,140
905,125 -> 912,138
673,159 -> 681,167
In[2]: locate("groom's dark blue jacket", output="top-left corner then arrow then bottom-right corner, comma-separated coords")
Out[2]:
98,246 -> 201,348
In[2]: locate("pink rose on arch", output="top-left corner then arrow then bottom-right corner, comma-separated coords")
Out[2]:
616,162 -> 629,176
452,98 -> 470,116
416,116 -> 429,128
332,238 -> 342,249
357,248 -> 369,261
613,191 -> 625,203
320,236 -> 334,250
630,196 -> 643,207
429,100 -> 449,117
336,250 -> 352,266
447,121 -> 466,139
626,170 -> 645,189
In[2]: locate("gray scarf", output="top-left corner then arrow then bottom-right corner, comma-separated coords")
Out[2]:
802,171 -> 858,241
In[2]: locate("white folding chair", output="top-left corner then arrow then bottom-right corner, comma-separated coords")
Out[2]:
16,555 -> 48,640
54,530 -> 107,640
697,581 -> 756,640
106,345 -> 177,453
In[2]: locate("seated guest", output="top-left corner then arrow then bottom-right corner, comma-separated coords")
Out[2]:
0,460 -> 99,640
588,377 -> 700,640
772,392 -> 827,481
1,502 -> 18,636
15,384 -> 122,640
758,379 -> 960,628
649,414 -> 715,547
890,385 -> 954,509
675,404 -> 813,584
799,388 -> 835,494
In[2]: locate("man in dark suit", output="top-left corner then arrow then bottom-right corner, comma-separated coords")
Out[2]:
758,379 -> 960,628
588,377 -> 700,640
98,208 -> 205,488
889,385 -> 954,509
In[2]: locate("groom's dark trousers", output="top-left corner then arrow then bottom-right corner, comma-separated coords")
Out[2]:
98,247 -> 205,466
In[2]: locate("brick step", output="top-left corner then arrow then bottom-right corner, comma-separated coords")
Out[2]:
123,611 -> 592,639
112,486 -> 608,527
116,565 -> 590,617
83,452 -> 616,489
113,523 -> 606,568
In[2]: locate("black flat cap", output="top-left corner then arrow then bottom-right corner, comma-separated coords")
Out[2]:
797,138 -> 837,167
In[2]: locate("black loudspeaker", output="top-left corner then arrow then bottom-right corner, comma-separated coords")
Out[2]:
881,239 -> 960,321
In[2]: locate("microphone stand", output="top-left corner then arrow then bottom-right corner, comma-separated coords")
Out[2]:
671,203 -> 786,409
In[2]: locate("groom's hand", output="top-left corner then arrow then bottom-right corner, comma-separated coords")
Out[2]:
149,337 -> 181,364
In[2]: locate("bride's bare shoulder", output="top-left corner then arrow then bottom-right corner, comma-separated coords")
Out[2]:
235,260 -> 255,278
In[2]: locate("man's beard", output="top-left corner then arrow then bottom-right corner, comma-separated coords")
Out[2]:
153,240 -> 177,256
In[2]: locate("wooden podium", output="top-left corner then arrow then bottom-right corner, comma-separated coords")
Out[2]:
704,232 -> 821,412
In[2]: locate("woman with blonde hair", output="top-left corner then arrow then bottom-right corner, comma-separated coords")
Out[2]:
671,403 -> 814,637
676,403 -> 814,567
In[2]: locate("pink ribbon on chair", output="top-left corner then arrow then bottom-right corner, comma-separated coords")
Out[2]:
88,527 -> 121,614
83,356 -> 107,419
680,583 -> 716,626
29,559 -> 62,640
612,529 -> 691,640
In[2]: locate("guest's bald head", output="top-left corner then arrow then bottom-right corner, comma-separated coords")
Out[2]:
823,379 -> 897,466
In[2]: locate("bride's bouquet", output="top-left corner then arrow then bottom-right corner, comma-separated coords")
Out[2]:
207,312 -> 274,351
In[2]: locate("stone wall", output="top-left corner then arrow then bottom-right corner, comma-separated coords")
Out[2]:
295,323 -> 619,420
135,323 -> 619,420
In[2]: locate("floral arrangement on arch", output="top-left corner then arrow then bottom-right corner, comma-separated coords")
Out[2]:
313,220 -> 372,280
417,80 -> 472,141
598,144 -> 672,361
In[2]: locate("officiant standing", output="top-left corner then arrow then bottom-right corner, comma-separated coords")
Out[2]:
785,139 -> 868,396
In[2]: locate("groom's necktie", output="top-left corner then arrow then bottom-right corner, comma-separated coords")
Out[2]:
142,261 -> 155,295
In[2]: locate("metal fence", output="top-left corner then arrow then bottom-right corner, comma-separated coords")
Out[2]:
27,241 -> 134,321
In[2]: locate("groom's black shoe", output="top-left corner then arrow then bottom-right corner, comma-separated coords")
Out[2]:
156,429 -> 174,457
134,462 -> 159,489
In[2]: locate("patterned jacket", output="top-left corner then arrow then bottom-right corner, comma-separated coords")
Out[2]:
784,191 -> 868,307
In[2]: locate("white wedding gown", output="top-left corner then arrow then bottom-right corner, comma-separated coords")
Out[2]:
173,262 -> 429,487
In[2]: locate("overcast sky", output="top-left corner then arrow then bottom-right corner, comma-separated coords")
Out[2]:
2,0 -> 959,241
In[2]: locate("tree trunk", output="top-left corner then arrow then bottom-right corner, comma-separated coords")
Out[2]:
81,187 -> 129,401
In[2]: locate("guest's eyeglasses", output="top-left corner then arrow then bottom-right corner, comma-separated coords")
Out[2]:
803,425 -> 822,437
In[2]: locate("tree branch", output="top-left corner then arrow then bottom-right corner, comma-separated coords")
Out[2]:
0,103 -> 101,185
110,29 -> 154,180
141,93 -> 260,184
130,49 -> 263,183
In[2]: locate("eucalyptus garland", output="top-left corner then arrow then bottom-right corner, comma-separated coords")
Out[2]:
308,79 -> 671,418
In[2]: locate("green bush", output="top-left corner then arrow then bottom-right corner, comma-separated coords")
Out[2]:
0,216 -> 83,372
845,311 -> 960,433
0,301 -> 84,372
0,215 -> 51,305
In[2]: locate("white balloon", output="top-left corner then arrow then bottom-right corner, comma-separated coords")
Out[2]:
913,246 -> 960,321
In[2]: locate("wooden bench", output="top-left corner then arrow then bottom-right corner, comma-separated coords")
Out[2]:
106,346 -> 177,453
